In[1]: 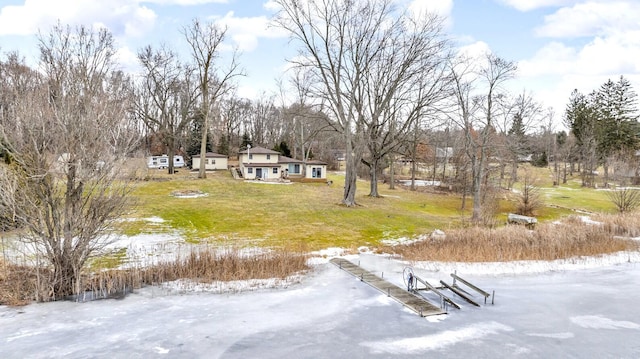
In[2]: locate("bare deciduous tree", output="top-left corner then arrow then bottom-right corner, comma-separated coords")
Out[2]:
516,172 -> 543,216
134,45 -> 197,174
607,187 -> 640,213
0,24 -> 139,300
274,0 -> 451,204
183,19 -> 243,179
448,53 -> 517,222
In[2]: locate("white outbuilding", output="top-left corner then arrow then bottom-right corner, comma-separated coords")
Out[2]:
191,152 -> 228,171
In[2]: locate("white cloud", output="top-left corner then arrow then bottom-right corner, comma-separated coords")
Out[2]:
510,1 -> 640,126
499,0 -> 578,12
517,32 -> 640,128
142,0 -> 227,4
535,1 -> 640,38
456,40 -> 492,60
0,0 -> 157,37
408,0 -> 453,18
213,11 -> 288,52
518,42 -> 577,77
263,0 -> 281,12
114,46 -> 143,73
407,0 -> 453,28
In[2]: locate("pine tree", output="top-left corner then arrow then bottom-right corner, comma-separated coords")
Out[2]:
240,133 -> 252,150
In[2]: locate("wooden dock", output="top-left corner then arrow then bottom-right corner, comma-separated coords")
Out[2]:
330,258 -> 446,317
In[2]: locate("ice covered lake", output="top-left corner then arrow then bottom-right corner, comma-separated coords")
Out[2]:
2,248 -> 640,358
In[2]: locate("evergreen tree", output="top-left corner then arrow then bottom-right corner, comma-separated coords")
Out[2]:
508,113 -> 528,158
594,76 -> 639,158
186,111 -> 213,157
532,151 -> 548,167
565,89 -> 597,186
273,141 -> 291,157
240,132 -> 252,150
565,89 -> 595,150
217,134 -> 230,156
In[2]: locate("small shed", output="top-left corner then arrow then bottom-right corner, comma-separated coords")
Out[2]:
191,152 -> 228,171
305,160 -> 328,180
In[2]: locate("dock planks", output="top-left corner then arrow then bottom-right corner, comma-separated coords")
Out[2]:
330,258 -> 446,317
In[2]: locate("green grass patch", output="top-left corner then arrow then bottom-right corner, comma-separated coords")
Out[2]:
124,171 -> 466,250
88,248 -> 128,270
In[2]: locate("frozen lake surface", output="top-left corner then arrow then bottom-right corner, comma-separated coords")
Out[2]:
1,252 -> 640,358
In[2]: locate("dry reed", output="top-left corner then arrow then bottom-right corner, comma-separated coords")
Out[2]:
0,261 -> 43,306
0,246 -> 309,305
389,216 -> 640,262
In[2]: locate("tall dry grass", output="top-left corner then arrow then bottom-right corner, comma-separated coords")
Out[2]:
0,246 -> 309,305
591,212 -> 640,238
390,215 -> 640,262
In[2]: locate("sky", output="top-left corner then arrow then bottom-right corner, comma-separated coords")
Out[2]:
0,0 -> 639,131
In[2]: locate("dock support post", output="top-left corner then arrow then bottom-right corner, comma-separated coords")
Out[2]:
492,290 -> 495,305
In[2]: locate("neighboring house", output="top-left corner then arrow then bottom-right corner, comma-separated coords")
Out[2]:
435,147 -> 453,162
237,146 -> 328,181
191,152 -> 228,171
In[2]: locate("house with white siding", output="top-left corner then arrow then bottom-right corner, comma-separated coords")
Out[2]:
237,146 -> 327,181
191,152 -> 228,171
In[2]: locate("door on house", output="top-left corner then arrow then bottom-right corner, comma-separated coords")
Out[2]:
256,168 -> 262,179
312,167 -> 322,178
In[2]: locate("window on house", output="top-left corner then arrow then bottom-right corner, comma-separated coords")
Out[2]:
249,154 -> 253,160
272,167 -> 278,174
312,167 -> 322,178
294,164 -> 300,173
267,154 -> 271,160
248,168 -> 253,174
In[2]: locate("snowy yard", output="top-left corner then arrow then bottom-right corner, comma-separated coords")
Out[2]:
2,248 -> 640,358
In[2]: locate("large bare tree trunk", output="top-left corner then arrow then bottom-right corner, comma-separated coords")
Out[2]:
342,130 -> 358,206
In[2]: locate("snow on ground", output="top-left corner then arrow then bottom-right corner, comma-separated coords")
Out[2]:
2,240 -> 640,358
398,180 -> 441,187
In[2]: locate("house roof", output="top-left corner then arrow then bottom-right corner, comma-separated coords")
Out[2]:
243,163 -> 281,168
306,159 -> 328,165
192,152 -> 227,158
278,156 -> 326,165
238,146 -> 280,155
278,156 -> 303,164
